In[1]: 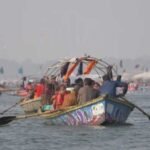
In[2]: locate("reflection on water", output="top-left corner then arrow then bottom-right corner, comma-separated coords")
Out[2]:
0,93 -> 150,150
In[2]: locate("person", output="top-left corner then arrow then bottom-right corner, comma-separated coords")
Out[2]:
100,74 -> 128,97
106,65 -> 113,80
116,75 -> 128,96
26,80 -> 35,99
74,78 -> 83,96
63,78 -> 71,87
77,78 -> 99,105
93,82 -> 101,91
60,88 -> 77,108
20,76 -> 27,89
43,75 -> 59,105
53,84 -> 67,109
34,78 -> 45,99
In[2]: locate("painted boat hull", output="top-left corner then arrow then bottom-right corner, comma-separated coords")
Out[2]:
42,96 -> 134,126
20,98 -> 42,114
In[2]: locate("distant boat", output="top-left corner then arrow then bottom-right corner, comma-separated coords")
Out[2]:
20,98 -> 41,114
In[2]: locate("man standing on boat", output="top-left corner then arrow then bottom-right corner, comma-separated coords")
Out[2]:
100,74 -> 128,97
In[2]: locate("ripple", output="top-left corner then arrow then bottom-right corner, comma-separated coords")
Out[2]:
0,94 -> 150,150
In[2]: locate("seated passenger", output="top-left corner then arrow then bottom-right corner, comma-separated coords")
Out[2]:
77,78 -> 99,105
100,74 -> 128,97
60,88 -> 77,108
93,82 -> 101,91
63,78 -> 71,87
53,84 -> 67,109
74,78 -> 83,96
34,78 -> 45,99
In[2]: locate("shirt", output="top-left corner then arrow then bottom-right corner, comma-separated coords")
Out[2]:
100,80 -> 126,97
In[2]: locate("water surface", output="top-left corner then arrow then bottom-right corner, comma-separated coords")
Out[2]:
0,93 -> 149,150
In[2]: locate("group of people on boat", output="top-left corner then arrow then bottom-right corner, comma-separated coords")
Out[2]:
21,70 -> 128,112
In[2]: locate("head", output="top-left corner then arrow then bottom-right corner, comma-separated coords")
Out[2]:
28,79 -> 33,84
40,78 -> 45,84
84,78 -> 93,86
59,84 -> 66,94
63,78 -> 70,87
23,76 -> 27,81
93,82 -> 100,90
117,75 -> 122,81
75,78 -> 83,86
102,74 -> 110,81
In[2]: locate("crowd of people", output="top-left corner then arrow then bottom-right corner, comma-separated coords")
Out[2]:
21,73 -> 128,112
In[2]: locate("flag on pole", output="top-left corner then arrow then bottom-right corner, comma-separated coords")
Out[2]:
119,60 -> 123,68
134,64 -> 140,69
123,69 -> 126,73
18,67 -> 23,74
39,64 -> 42,70
0,67 -> 4,74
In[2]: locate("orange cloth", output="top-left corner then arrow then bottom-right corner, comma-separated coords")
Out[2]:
84,60 -> 97,74
34,83 -> 44,98
63,62 -> 79,81
61,91 -> 77,108
53,92 -> 66,109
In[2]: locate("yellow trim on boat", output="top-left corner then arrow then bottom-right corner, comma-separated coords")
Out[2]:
20,98 -> 41,106
41,95 -> 134,119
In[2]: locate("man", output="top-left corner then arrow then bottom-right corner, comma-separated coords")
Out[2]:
45,75 -> 59,104
100,74 -> 128,97
74,78 -> 83,96
116,75 -> 128,96
77,78 -> 99,105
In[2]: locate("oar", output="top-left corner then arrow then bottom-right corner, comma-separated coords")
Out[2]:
121,97 -> 150,120
0,113 -> 41,126
0,99 -> 23,115
0,109 -> 62,126
0,116 -> 16,125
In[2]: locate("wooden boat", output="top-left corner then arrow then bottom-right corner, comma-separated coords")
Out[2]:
20,98 -> 42,114
19,55 -> 133,122
41,95 -> 134,125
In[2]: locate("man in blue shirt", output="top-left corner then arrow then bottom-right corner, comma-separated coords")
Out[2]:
100,74 -> 128,97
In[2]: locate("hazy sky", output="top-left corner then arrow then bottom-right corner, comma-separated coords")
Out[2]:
0,0 -> 150,63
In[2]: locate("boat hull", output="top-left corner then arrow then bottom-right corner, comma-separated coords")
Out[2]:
104,99 -> 133,124
42,96 -> 134,126
20,98 -> 42,114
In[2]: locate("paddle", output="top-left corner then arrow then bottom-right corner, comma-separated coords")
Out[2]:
0,99 -> 23,115
0,116 -> 16,125
121,97 -> 150,120
0,113 -> 41,126
0,109 -> 62,126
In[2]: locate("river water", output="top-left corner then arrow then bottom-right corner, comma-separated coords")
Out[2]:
0,93 -> 149,150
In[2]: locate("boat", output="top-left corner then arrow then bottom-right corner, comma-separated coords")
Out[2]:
17,89 -> 28,97
35,55 -> 134,125
40,95 -> 134,125
20,97 -> 42,114
19,55 -> 134,125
